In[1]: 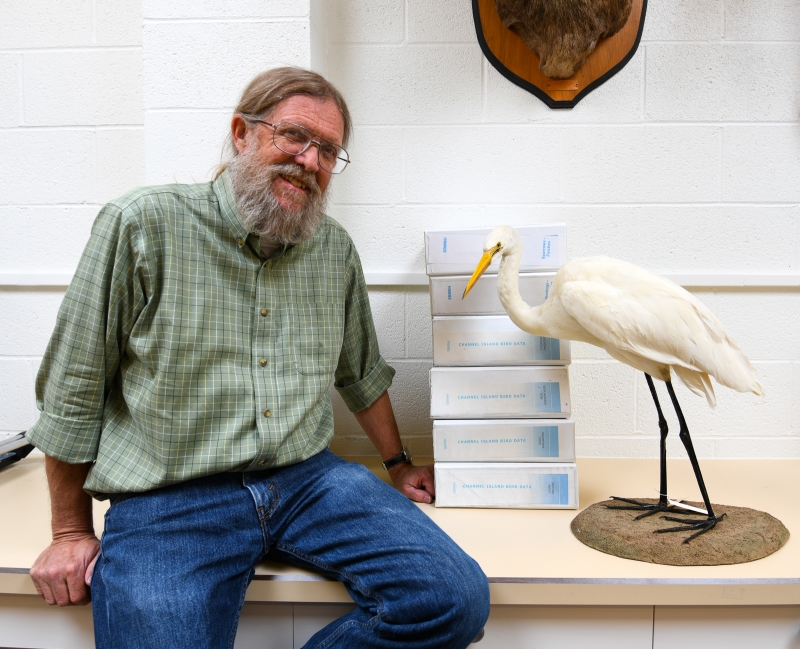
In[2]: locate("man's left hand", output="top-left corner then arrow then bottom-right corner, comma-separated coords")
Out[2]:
388,463 -> 435,504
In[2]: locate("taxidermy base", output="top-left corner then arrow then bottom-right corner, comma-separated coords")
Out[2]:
571,500 -> 789,566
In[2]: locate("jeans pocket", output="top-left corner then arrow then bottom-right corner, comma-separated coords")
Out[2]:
289,302 -> 344,375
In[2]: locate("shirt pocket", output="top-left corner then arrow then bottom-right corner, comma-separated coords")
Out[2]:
289,302 -> 344,376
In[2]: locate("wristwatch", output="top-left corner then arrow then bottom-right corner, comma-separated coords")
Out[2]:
382,445 -> 412,471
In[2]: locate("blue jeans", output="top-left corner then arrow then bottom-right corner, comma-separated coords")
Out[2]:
92,450 -> 489,648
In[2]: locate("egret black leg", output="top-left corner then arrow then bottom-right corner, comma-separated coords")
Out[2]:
606,374 -> 679,519
654,381 -> 725,544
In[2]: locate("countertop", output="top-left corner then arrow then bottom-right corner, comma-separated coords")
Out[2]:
2,454 -> 797,606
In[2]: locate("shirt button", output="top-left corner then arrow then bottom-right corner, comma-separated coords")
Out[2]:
259,359 -> 267,367
260,309 -> 269,317
263,409 -> 271,418
237,237 -> 244,246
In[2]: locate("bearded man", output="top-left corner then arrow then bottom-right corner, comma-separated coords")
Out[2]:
27,67 -> 490,649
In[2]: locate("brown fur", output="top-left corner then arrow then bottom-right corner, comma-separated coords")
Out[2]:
494,0 -> 632,79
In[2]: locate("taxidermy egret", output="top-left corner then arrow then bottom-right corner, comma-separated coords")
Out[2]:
464,226 -> 764,543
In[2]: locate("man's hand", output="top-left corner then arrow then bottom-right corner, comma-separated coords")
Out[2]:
389,462 -> 435,504
30,533 -> 100,606
33,456 -> 98,606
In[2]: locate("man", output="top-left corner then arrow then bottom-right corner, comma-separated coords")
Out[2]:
27,67 -> 490,648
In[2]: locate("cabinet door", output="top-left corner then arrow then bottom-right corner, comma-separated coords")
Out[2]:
654,606 -> 800,649
479,605 -> 654,649
292,604 -> 653,648
0,594 -> 94,649
234,603 -> 293,649
0,596 -> 295,649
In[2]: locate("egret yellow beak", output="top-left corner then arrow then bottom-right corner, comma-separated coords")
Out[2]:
463,243 -> 502,299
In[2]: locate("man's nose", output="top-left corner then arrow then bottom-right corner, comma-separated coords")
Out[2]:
294,143 -> 320,172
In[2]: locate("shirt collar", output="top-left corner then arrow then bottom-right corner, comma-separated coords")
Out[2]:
212,168 -> 250,250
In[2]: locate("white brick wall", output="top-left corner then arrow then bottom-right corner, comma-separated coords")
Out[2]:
723,126 -> 800,202
1,0 -> 798,460
23,51 -> 142,126
0,55 -> 21,127
0,0 -> 95,49
724,0 -> 800,40
142,3 -> 313,185
0,206 -> 97,272
321,0 -> 800,459
645,44 -> 800,122
327,44 -> 484,125
0,0 -> 144,440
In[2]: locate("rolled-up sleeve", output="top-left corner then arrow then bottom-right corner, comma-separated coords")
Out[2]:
26,202 -> 146,463
333,241 -> 395,412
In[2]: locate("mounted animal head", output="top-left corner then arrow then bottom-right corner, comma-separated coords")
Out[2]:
494,0 -> 633,79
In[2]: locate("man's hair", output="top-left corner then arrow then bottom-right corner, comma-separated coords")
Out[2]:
216,67 -> 352,178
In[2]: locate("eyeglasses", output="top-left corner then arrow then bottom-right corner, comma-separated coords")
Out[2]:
243,116 -> 350,174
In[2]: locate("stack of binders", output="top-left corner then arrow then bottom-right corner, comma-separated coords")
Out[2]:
425,225 -> 578,509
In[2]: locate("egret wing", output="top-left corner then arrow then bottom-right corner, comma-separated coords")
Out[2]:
558,271 -> 762,396
561,280 -> 698,369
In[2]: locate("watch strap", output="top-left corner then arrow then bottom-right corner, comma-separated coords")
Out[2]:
382,445 -> 412,471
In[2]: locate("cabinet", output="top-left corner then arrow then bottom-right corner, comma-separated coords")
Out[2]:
2,601 -> 798,649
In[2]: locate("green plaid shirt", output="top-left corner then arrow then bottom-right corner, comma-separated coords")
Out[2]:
27,171 -> 394,498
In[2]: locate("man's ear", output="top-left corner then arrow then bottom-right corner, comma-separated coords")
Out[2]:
231,114 -> 250,154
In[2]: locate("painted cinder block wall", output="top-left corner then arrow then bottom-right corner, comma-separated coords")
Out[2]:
1,0 -> 798,464
0,0 -> 145,437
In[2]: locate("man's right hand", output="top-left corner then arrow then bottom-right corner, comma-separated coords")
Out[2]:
33,455 -> 99,606
30,533 -> 100,606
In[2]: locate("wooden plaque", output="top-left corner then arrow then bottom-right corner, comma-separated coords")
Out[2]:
473,0 -> 647,109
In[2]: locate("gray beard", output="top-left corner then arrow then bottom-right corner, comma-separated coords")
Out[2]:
227,151 -> 328,246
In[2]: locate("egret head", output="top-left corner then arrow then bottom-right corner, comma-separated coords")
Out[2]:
462,225 -> 520,299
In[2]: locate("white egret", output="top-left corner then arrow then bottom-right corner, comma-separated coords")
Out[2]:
463,225 -> 764,543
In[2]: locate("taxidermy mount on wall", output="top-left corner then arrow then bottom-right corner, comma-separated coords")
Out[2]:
472,0 -> 646,108
495,0 -> 632,79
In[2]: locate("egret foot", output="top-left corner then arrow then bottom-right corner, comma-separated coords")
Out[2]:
655,512 -> 727,544
605,496 -> 698,521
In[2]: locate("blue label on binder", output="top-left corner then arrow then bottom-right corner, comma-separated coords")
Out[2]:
534,426 -> 559,457
537,474 -> 569,505
534,382 -> 561,413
